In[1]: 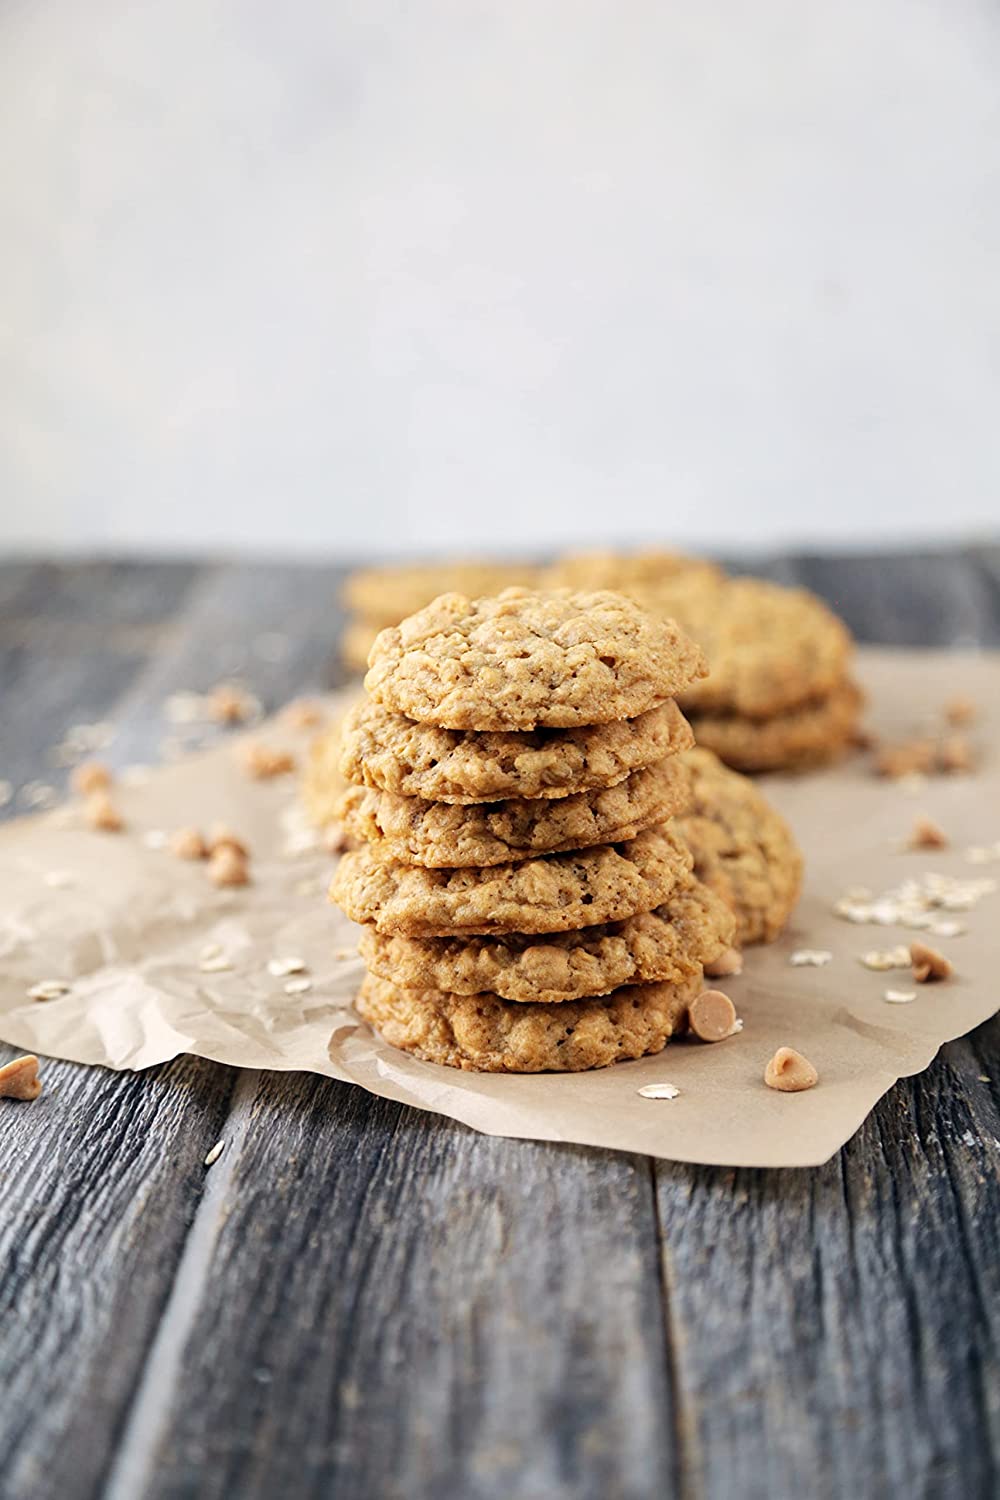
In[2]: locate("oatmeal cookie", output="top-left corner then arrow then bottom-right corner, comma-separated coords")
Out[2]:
335,756 -> 690,867
675,747 -> 803,943
689,679 -> 862,773
356,970 -> 701,1072
359,877 -> 734,1003
365,588 -> 707,730
337,696 -> 693,806
343,558 -> 541,628
545,548 -> 723,594
331,825 -> 692,937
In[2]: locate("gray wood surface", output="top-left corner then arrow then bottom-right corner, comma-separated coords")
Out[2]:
1,552 -> 998,1500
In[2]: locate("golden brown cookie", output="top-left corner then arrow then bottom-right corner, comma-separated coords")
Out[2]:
356,970 -> 700,1072
675,747 -> 803,943
337,696 -> 693,806
365,588 -> 707,730
545,548 -> 723,594
358,878 -> 735,1003
335,757 -> 690,867
341,617 -> 379,675
343,558 -> 541,629
331,825 -> 693,937
689,679 -> 862,773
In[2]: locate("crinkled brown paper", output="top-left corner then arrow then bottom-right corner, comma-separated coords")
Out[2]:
1,650 -> 998,1166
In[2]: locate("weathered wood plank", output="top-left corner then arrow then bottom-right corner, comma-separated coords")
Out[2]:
0,1052 -> 237,1500
130,1076 -> 676,1500
654,1015 -> 1000,1499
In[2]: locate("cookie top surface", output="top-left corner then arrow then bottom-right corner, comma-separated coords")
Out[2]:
675,747 -> 803,943
364,588 -> 708,730
335,757 -> 690,868
689,678 -> 862,773
357,971 -> 700,1073
545,548 -> 723,594
343,559 -> 541,628
331,825 -> 692,937
637,577 -> 853,718
359,878 -> 734,1004
338,696 -> 693,805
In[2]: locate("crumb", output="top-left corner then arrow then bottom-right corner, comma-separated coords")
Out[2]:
910,940 -> 952,983
281,698 -> 325,731
71,760 -> 113,795
240,743 -> 296,779
209,683 -> 258,725
944,696 -> 976,727
207,845 -> 250,887
874,740 -> 936,779
937,734 -> 974,774
0,1054 -> 42,1100
206,824 -> 249,857
764,1047 -> 818,1093
170,827 -> 207,860
85,790 -> 125,832
909,816 -> 948,851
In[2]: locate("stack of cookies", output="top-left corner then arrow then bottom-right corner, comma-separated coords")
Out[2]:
547,554 -> 861,771
340,558 -> 539,676
330,587 -> 737,1073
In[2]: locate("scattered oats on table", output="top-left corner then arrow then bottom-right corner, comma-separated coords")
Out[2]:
28,979 -> 71,1001
240,743 -> 296,779
0,1055 -> 43,1100
267,956 -> 307,977
790,949 -> 833,967
637,1083 -> 680,1100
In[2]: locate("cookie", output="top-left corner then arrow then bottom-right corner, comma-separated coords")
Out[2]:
545,548 -> 723,594
331,825 -> 692,937
337,696 -> 693,806
356,970 -> 701,1072
341,617 -> 379,675
689,679 -> 862,773
359,878 -> 735,1003
365,588 -> 707,730
335,757 -> 690,867
300,706 -> 354,829
343,559 -> 541,629
640,577 -> 852,718
675,747 -> 803,943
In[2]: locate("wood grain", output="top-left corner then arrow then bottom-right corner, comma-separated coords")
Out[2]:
0,553 -> 998,1500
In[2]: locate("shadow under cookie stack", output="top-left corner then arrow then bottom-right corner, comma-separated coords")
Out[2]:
330,587 -> 737,1073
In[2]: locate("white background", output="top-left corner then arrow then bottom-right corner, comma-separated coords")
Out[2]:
2,0 -> 999,558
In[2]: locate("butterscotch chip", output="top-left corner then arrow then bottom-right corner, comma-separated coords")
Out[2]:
209,683 -> 256,724
208,846 -> 250,887
688,989 -> 738,1043
336,696 -> 693,806
764,1047 -> 818,1092
332,826 -> 693,938
364,588 -> 707,730
206,824 -> 248,857
335,758 -> 691,868
356,972 -> 701,1073
0,1054 -> 42,1100
909,816 -> 948,850
944,696 -> 976,727
241,743 -> 296,779
281,698 -> 325,730
71,760 -> 113,795
937,735 -> 973,774
170,826 -> 207,860
875,740 -> 937,779
85,790 -> 125,832
675,747 -> 803,943
358,880 -> 735,1004
910,941 -> 952,982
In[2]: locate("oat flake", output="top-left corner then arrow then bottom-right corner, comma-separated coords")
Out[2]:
638,1083 -> 680,1100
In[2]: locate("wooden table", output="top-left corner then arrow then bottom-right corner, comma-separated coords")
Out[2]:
1,551 -> 998,1500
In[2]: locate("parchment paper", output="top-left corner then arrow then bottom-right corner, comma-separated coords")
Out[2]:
1,649 -> 997,1167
